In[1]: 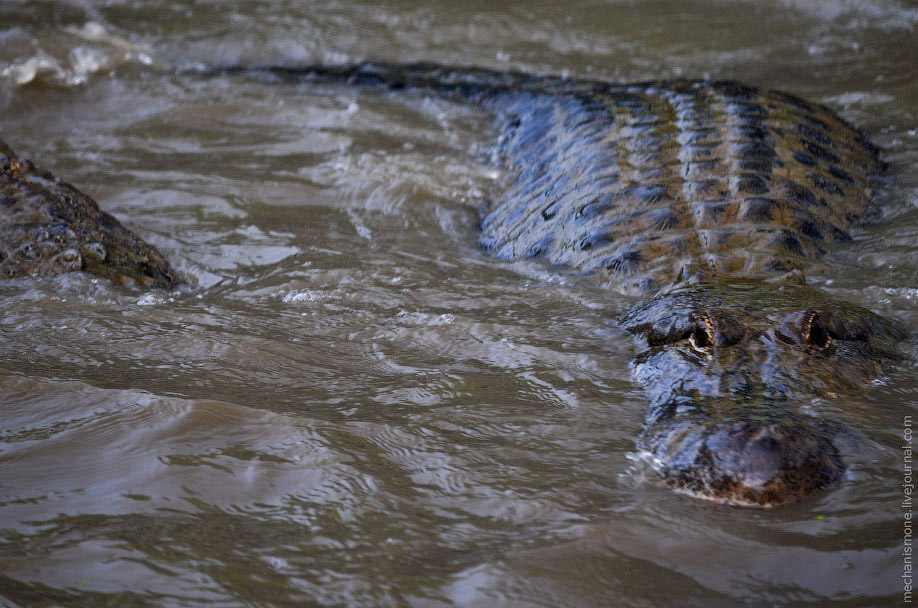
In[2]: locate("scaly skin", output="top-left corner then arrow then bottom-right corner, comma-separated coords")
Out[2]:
0,138 -> 177,288
249,61 -> 904,505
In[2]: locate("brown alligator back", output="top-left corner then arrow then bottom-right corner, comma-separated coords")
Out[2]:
476,79 -> 883,294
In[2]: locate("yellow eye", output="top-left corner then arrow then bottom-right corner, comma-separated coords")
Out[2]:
688,314 -> 715,354
803,311 -> 832,349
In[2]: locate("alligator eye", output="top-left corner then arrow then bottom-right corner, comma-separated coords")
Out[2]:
803,311 -> 832,349
687,315 -> 715,354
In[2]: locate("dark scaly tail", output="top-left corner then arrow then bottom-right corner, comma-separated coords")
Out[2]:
194,61 -> 585,104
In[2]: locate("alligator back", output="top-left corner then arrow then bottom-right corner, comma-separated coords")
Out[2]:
479,79 -> 883,294
251,63 -> 884,295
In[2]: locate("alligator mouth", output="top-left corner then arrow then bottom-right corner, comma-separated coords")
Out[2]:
642,411 -> 846,507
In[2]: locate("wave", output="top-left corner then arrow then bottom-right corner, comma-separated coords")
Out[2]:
0,21 -> 155,88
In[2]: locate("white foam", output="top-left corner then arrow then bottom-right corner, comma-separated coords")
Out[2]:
1,21 -> 155,88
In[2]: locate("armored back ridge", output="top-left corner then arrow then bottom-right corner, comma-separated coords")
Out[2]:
478,80 -> 883,295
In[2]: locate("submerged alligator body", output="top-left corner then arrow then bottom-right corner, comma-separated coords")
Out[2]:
0,139 -> 177,288
1,62 -> 905,505
257,63 -> 905,506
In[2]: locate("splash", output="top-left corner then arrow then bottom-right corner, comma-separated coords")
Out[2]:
0,21 -> 154,87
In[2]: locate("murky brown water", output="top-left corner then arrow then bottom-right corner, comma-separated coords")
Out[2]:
1,1 -> 917,605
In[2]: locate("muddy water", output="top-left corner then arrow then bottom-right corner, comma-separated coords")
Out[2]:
1,1 -> 917,606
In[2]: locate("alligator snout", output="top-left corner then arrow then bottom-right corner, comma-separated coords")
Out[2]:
645,414 -> 845,506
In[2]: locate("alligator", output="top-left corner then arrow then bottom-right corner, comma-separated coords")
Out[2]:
0,138 -> 177,288
1,62 -> 906,506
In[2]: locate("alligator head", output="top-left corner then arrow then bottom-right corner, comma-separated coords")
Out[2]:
621,278 -> 904,506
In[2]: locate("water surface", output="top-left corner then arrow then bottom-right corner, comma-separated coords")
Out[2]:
1,1 -> 917,605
